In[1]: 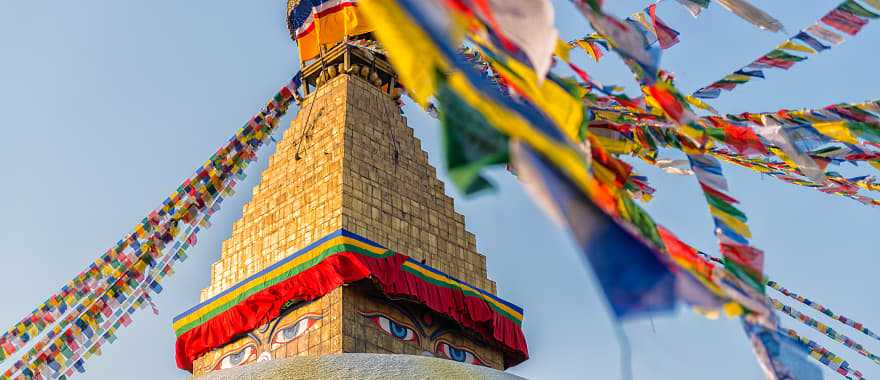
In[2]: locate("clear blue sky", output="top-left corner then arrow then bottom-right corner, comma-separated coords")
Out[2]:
0,1 -> 877,379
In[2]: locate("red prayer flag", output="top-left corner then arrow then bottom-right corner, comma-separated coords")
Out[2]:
753,56 -> 797,70
707,81 -> 738,91
722,124 -> 768,155
821,9 -> 868,35
648,4 -> 680,49
720,243 -> 764,275
645,84 -> 686,123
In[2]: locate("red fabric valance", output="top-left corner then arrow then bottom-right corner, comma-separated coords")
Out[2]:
174,252 -> 527,371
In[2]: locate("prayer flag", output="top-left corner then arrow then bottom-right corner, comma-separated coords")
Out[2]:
436,78 -> 510,195
839,0 -> 880,18
648,4 -> 680,49
512,143 -> 676,319
777,40 -> 816,55
478,0 -> 559,80
805,24 -> 845,44
821,9 -> 868,35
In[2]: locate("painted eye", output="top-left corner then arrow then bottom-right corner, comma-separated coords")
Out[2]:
363,313 -> 418,343
436,341 -> 484,366
271,314 -> 321,350
214,345 -> 256,370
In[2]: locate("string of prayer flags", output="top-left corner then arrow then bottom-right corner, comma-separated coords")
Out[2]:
1,75 -> 301,379
363,0 -> 747,324
779,326 -> 865,379
741,321 -> 826,380
694,0 -> 878,100
687,154 -> 765,292
682,153 -> 801,378
571,0 -> 778,62
382,0 -> 848,378
711,149 -> 880,206
770,297 -> 880,365
0,96 -> 303,361
580,87 -> 880,206
5,0 -> 874,377
769,281 -> 880,344
572,1 -> 661,84
56,201 -> 229,378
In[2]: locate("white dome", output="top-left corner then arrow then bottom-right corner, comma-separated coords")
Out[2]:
196,353 -> 527,380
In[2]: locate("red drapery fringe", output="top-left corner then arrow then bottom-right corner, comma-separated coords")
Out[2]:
174,252 -> 527,371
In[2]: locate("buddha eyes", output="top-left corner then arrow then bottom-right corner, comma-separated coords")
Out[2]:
271,314 -> 321,350
436,341 -> 484,366
362,313 -> 419,344
214,345 -> 256,370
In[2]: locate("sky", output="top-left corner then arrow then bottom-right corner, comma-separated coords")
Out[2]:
0,1 -> 877,379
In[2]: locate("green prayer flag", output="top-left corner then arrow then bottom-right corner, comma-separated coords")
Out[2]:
849,122 -> 880,143
704,193 -> 748,222
435,78 -> 510,195
61,345 -> 73,359
766,49 -> 807,62
864,0 -> 880,11
840,0 -> 880,18
620,196 -> 664,249
724,260 -> 765,293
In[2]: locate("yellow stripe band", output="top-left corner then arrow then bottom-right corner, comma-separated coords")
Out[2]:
172,230 -> 389,335
401,259 -> 524,324
172,229 -> 523,334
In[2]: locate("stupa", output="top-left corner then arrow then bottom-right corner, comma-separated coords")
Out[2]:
171,2 -> 528,378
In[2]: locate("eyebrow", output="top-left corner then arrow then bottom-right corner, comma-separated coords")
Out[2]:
269,313 -> 323,339
428,327 -> 454,341
246,332 -> 263,345
370,296 -> 428,332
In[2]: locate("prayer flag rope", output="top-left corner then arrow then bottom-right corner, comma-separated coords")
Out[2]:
781,327 -> 866,380
769,281 -> 880,344
361,2 -> 794,377
687,154 -> 765,292
49,181 -> 240,379
0,74 -> 302,380
770,297 -> 880,366
693,0 -> 880,100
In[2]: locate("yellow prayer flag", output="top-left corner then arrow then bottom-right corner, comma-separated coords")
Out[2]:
767,147 -> 799,171
686,96 -> 719,114
722,74 -> 753,82
709,205 -> 752,238
593,134 -> 637,154
862,0 -> 880,11
477,39 -> 584,142
778,40 -> 816,54
360,0 -> 449,106
574,40 -> 601,62
789,110 -> 823,123
554,38 -> 572,62
812,121 -> 858,144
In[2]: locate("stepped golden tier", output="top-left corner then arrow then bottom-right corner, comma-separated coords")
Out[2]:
172,39 -> 527,377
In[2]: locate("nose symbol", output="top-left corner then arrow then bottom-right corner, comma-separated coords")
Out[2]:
257,352 -> 272,362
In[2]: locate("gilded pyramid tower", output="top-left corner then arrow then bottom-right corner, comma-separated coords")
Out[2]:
171,9 -> 526,377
